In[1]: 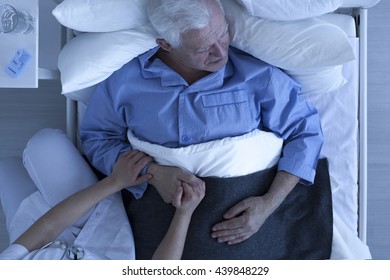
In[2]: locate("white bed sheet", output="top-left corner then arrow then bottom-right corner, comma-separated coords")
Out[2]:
304,38 -> 360,234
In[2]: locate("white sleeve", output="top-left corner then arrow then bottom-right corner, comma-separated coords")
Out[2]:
0,244 -> 29,260
0,243 -> 69,260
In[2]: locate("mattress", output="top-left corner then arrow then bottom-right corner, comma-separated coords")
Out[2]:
304,37 -> 360,233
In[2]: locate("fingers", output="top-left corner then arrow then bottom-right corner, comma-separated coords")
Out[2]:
146,164 -> 204,205
224,233 -> 252,245
211,216 -> 255,244
120,150 -> 153,174
177,170 -> 205,190
214,230 -> 252,245
212,215 -> 244,236
181,182 -> 205,201
111,150 -> 154,189
133,173 -> 153,186
222,199 -> 248,219
122,150 -> 153,166
172,186 -> 183,208
173,182 -> 205,213
211,197 -> 264,245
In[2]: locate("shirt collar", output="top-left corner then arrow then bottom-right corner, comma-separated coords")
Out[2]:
138,46 -> 234,90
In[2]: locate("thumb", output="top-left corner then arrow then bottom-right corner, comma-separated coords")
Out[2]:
133,173 -> 153,186
223,200 -> 248,219
172,186 -> 183,208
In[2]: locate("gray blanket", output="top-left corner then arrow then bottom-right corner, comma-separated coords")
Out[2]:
126,158 -> 332,259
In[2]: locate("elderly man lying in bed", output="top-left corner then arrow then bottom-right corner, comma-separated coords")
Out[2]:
80,0 -> 330,259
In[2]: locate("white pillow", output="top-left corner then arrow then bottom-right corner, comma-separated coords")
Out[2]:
59,0 -> 355,97
58,24 -> 158,94
286,66 -> 347,95
223,0 -> 355,70
318,13 -> 357,38
341,0 -> 381,8
52,0 -> 149,32
237,0 -> 343,21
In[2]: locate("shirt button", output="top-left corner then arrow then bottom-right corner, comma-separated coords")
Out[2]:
182,135 -> 190,142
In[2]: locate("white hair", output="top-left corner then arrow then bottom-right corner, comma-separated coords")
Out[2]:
148,0 -> 224,48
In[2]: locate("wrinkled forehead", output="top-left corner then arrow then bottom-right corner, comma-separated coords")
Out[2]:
180,9 -> 228,49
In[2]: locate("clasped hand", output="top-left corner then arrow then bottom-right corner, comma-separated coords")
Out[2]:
147,163 -> 205,203
147,163 -> 274,245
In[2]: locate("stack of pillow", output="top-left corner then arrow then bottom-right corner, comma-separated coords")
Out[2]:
52,0 -> 379,101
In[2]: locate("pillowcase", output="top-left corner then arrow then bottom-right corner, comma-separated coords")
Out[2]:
341,0 -> 381,8
223,0 -> 355,70
52,0 -> 149,32
237,0 -> 343,21
285,65 -> 347,95
318,13 -> 357,38
58,24 -> 157,94
222,0 -> 354,95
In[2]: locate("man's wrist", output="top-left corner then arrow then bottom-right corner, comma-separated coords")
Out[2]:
264,171 -> 299,210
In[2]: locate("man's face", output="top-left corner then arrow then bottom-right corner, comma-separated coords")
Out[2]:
171,8 -> 230,73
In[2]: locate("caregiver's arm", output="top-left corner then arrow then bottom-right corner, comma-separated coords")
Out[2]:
152,182 -> 205,260
14,151 -> 152,252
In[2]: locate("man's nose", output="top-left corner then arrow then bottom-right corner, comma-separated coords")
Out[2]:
211,41 -> 228,58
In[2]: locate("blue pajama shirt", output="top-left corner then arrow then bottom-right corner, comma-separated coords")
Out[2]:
80,46 -> 323,199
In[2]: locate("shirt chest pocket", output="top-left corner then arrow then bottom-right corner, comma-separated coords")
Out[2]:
202,90 -> 247,107
201,90 -> 253,136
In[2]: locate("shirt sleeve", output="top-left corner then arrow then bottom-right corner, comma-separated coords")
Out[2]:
80,80 -> 148,198
261,67 -> 324,184
0,244 -> 29,260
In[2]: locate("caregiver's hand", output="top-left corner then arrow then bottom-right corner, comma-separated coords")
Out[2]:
147,163 -> 205,203
211,170 -> 300,244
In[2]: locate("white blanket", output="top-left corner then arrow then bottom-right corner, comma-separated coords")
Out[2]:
128,129 -> 283,177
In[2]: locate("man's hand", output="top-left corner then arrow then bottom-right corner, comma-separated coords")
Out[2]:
211,196 -> 273,244
211,171 -> 300,244
147,163 -> 205,203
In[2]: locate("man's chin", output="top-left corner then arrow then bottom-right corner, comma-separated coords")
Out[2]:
207,58 -> 228,72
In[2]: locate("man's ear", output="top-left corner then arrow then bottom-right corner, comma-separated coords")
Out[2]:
156,39 -> 173,52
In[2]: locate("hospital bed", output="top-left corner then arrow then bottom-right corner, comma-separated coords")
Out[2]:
0,0 -> 381,259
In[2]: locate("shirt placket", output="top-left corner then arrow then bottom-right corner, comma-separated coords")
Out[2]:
178,88 -> 192,146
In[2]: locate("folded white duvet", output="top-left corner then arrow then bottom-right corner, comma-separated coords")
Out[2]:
127,129 -> 283,178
